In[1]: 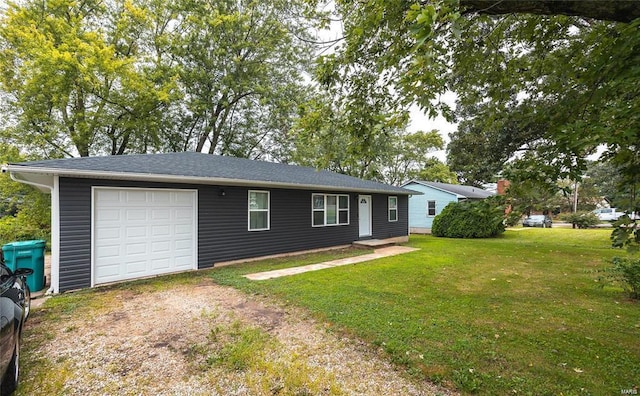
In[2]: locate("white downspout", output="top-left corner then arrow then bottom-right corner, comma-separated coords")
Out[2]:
49,175 -> 60,294
6,170 -> 59,294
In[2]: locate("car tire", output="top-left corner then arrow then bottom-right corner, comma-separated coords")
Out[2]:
1,339 -> 19,396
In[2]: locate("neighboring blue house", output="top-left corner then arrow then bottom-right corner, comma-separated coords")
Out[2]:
401,180 -> 494,233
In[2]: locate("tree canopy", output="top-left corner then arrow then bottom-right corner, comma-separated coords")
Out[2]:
0,0 -> 321,158
325,0 -> 639,210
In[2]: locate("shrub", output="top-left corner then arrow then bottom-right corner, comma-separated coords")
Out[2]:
597,257 -> 640,299
432,199 -> 505,238
560,211 -> 600,229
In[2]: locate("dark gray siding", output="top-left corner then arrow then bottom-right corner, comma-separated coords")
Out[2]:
370,194 -> 409,239
198,187 -> 359,267
59,180 -> 92,291
61,178 -> 412,291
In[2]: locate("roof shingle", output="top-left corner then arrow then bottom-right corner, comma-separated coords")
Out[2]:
11,152 -> 414,195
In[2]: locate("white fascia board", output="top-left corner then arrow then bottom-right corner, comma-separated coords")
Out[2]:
6,165 -> 415,196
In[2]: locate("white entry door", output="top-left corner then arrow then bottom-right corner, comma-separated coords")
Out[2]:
93,187 -> 197,285
358,195 -> 372,237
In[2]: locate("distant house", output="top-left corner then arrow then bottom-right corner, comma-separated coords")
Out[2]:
5,152 -> 416,293
401,180 -> 494,233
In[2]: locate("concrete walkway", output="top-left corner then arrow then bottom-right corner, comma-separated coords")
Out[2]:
244,246 -> 419,281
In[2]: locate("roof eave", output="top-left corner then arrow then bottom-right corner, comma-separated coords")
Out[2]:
6,165 -> 416,195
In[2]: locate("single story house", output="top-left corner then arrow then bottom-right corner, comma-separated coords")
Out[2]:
4,152 -> 418,293
401,180 -> 494,233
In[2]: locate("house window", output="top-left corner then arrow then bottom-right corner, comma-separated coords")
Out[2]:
388,196 -> 398,222
427,200 -> 436,216
248,190 -> 269,231
312,193 -> 349,226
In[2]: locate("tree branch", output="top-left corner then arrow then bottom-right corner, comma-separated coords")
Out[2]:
460,0 -> 640,23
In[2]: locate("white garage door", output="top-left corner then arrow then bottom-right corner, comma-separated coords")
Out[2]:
93,187 -> 197,285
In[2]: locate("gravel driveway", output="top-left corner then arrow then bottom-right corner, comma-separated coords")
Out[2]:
20,278 -> 452,395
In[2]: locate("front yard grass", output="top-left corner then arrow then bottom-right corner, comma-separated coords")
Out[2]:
210,229 -> 640,395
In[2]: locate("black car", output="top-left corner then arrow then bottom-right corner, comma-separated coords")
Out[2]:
0,255 -> 32,396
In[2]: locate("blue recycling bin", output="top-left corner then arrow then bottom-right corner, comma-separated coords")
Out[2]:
2,239 -> 46,292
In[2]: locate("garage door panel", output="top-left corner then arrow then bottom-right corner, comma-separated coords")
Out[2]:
126,226 -> 147,238
151,209 -> 170,221
174,193 -> 194,205
175,208 -> 193,220
97,209 -> 121,221
94,188 -> 197,285
126,190 -> 147,203
97,226 -> 121,240
152,191 -> 171,204
125,242 -> 147,255
125,260 -> 147,274
96,189 -> 120,203
175,224 -> 193,235
96,245 -> 121,258
174,256 -> 193,267
151,225 -> 170,237
151,258 -> 171,271
126,209 -> 147,221
151,241 -> 171,253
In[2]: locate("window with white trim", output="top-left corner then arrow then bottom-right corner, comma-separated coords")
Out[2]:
248,190 -> 270,231
312,193 -> 349,226
388,196 -> 398,222
427,200 -> 436,216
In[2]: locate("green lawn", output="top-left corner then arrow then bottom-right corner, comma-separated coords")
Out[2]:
209,229 -> 640,395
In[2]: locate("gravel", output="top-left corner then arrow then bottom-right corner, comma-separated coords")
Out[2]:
23,279 -> 454,395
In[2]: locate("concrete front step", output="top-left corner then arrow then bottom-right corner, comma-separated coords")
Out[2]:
352,235 -> 409,249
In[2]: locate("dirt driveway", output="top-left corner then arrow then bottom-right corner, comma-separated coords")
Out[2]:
21,278 -> 452,395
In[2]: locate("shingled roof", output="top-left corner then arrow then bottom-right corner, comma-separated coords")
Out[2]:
8,152 -> 415,195
403,180 -> 494,199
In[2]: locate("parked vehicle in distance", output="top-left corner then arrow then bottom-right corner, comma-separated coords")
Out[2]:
1,255 -> 32,396
592,208 -> 624,222
522,215 -> 553,228
592,208 -> 639,222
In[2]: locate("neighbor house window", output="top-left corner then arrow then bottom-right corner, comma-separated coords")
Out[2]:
427,200 -> 436,216
312,193 -> 349,226
388,196 -> 398,222
248,190 -> 270,231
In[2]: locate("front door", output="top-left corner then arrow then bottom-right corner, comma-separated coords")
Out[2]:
358,195 -> 372,237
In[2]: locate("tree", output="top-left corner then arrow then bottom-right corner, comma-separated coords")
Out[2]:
0,0 -> 322,159
0,0 -> 176,157
411,158 -> 458,184
328,0 -> 639,214
0,144 -> 50,245
291,87 -> 446,185
166,0 -> 318,157
458,1 -> 640,23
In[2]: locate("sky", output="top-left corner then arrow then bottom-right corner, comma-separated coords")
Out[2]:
407,94 -> 457,163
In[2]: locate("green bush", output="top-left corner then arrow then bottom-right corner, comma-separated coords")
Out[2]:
560,211 -> 600,229
597,256 -> 640,299
432,199 -> 505,238
0,214 -> 51,246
